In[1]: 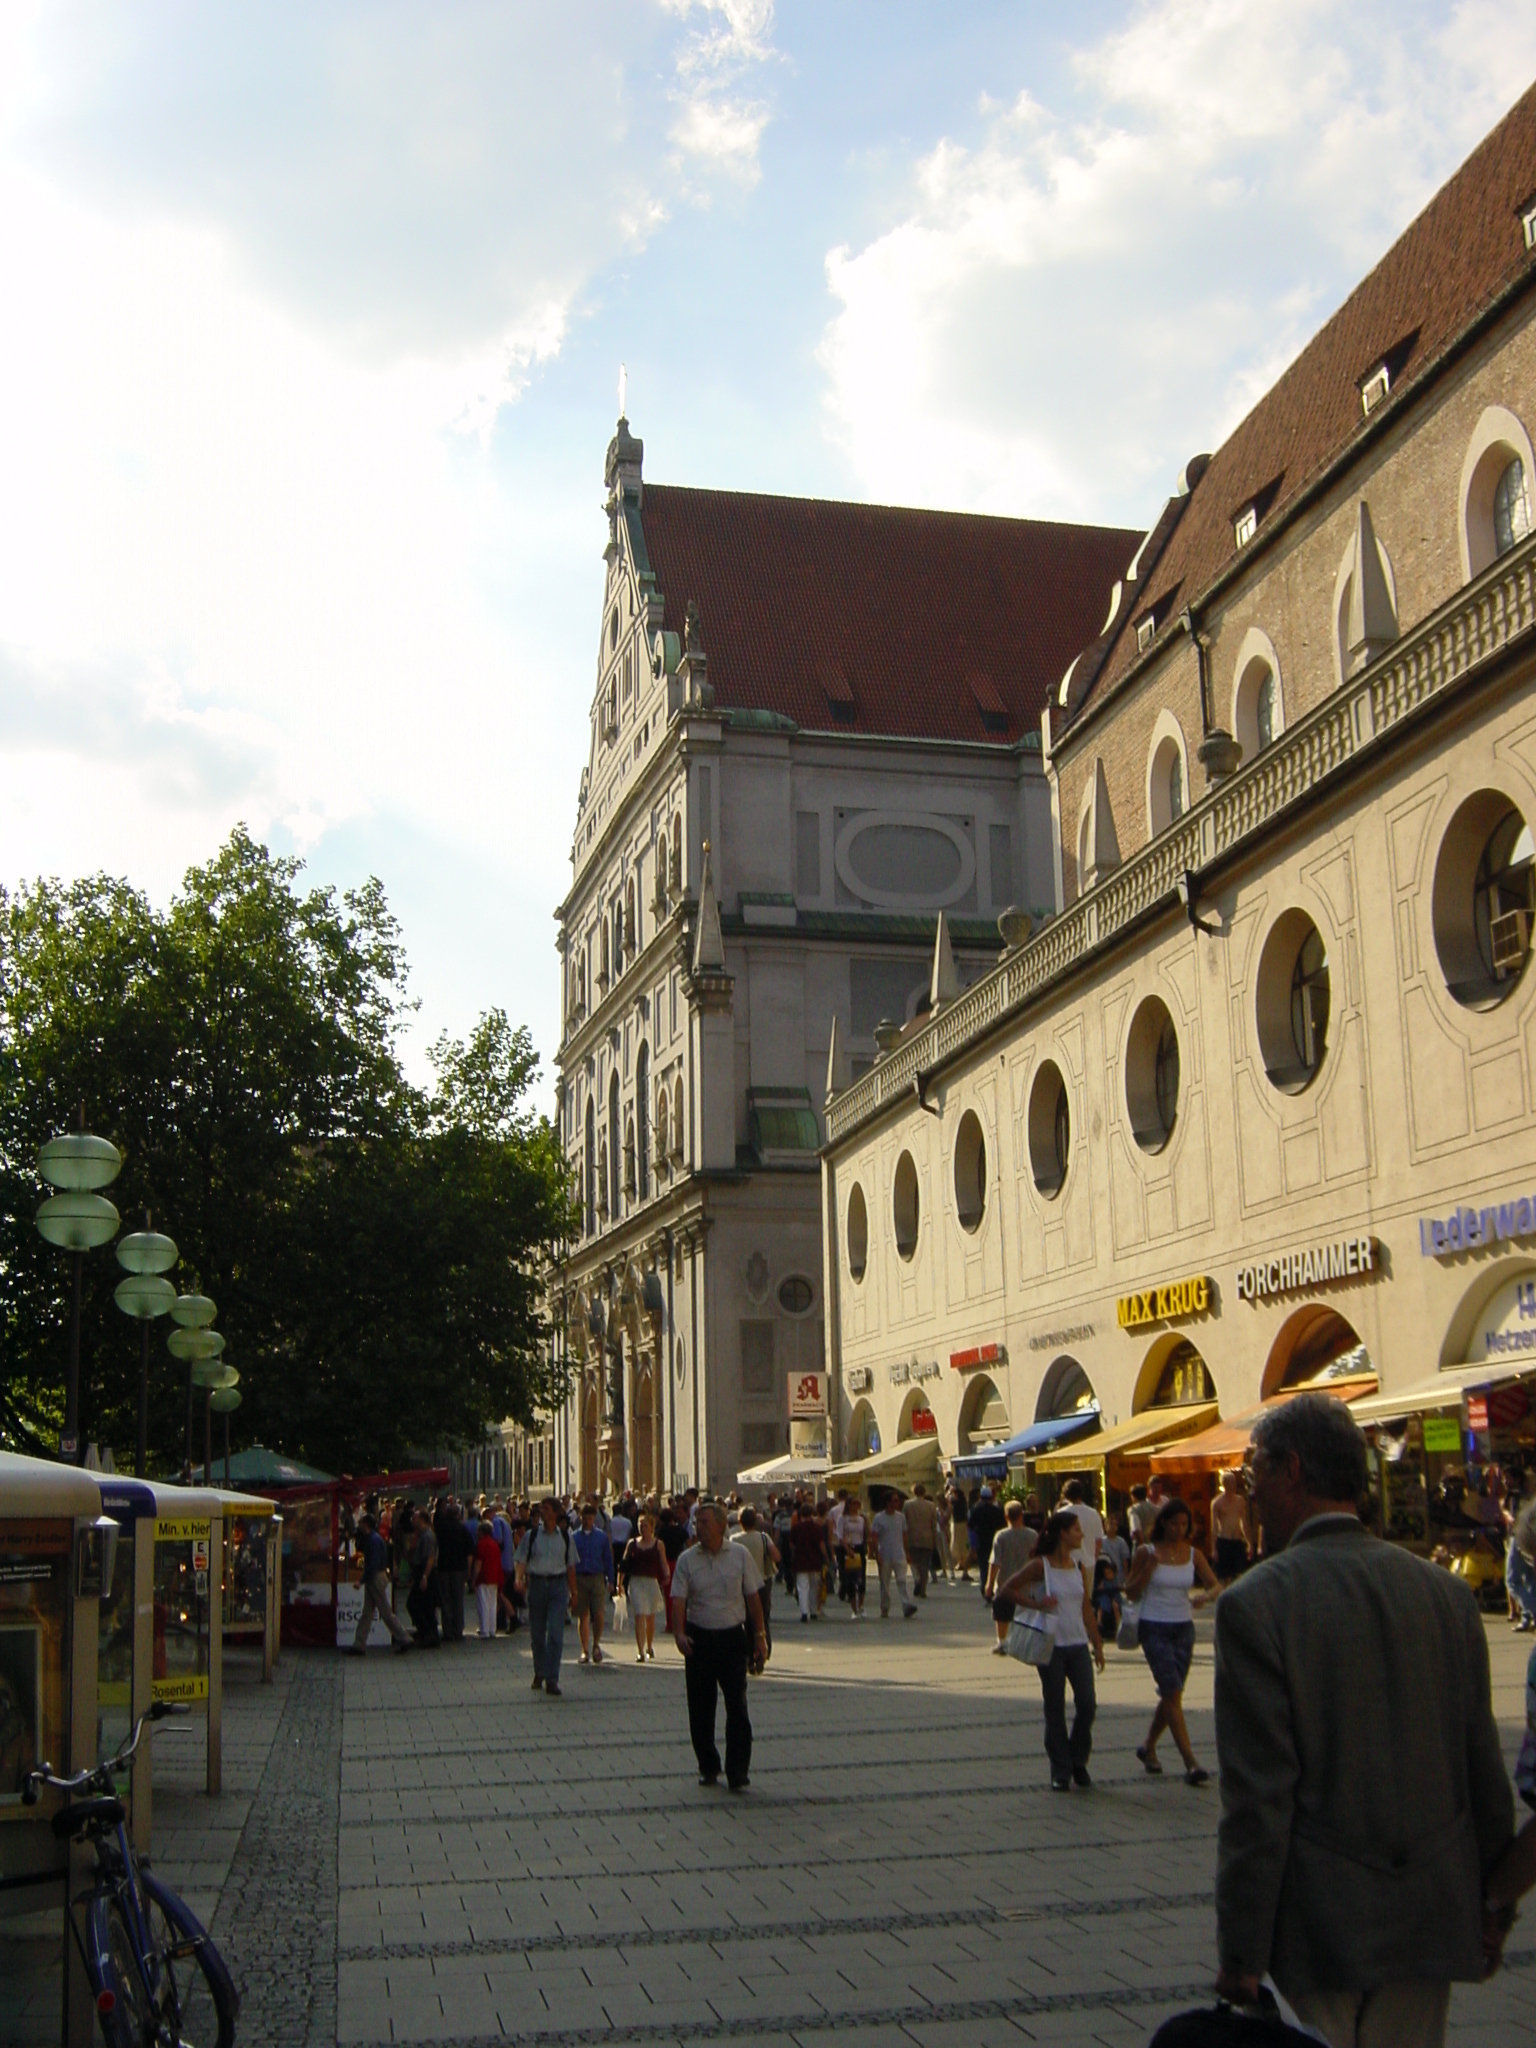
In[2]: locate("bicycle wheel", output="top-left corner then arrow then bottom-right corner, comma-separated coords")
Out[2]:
138,1871 -> 238,2048
86,1893 -> 155,2048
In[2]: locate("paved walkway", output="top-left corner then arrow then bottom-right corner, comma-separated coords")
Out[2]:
5,1584 -> 1534,2046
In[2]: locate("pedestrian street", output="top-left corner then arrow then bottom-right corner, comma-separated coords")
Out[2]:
119,1580 -> 1535,2048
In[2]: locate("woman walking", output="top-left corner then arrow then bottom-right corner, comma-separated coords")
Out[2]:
839,1497 -> 868,1616
513,1498 -> 578,1696
621,1512 -> 670,1662
1123,1495 -> 1220,1784
997,1509 -> 1104,1791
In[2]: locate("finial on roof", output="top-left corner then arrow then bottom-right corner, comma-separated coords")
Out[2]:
825,1014 -> 850,1101
693,840 -> 725,974
929,911 -> 960,1012
618,361 -> 627,420
1344,499 -> 1398,676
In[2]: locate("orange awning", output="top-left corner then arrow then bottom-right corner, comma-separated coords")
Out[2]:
1149,1375 -> 1378,1477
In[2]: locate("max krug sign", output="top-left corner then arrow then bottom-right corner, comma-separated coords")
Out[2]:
1116,1274 -> 1211,1331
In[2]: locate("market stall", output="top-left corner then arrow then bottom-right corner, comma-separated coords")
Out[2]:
825,1433 -> 942,1503
1149,1373 -> 1379,1533
1032,1401 -> 1218,1517
949,1408 -> 1100,1486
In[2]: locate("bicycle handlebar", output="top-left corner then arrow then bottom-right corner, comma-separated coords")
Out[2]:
21,1700 -> 189,1806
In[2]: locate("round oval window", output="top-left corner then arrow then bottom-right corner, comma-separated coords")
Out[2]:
953,1110 -> 986,1233
846,1184 -> 869,1281
1028,1060 -> 1070,1196
1125,996 -> 1179,1153
893,1151 -> 920,1260
1255,911 -> 1330,1093
1432,790 -> 1534,1009
778,1275 -> 814,1315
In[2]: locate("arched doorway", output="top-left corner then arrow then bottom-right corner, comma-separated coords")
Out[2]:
633,1368 -> 657,1494
849,1399 -> 879,1458
898,1388 -> 936,1440
958,1373 -> 1010,1455
580,1382 -> 599,1495
1133,1333 -> 1217,1414
1261,1305 -> 1373,1397
1035,1355 -> 1098,1422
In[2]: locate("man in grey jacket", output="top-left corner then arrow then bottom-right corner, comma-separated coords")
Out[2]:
1214,1393 -> 1513,2047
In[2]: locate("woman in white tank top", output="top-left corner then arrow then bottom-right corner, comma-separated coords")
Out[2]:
996,1509 -> 1105,1792
1123,1495 -> 1221,1784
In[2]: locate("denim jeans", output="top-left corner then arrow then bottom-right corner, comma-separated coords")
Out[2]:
527,1575 -> 569,1685
1037,1642 -> 1096,1779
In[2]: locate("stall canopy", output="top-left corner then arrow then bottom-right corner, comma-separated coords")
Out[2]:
194,1446 -> 333,1488
1032,1402 -> 1217,1475
1149,1376 -> 1379,1478
826,1436 -> 943,1490
1347,1360 -> 1531,1425
951,1408 -> 1101,1481
0,1449 -> 100,1517
736,1453 -> 830,1488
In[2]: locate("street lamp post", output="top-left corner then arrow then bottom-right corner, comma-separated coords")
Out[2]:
193,1363 -> 238,1485
168,1296 -> 221,1479
209,1386 -> 241,1488
114,1223 -> 179,1478
36,1125 -> 122,1463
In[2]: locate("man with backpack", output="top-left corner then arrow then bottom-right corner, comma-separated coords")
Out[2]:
514,1498 -> 579,1695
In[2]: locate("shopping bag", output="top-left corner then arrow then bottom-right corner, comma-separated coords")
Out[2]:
1003,1609 -> 1055,1666
1148,1983 -> 1331,2046
1117,1597 -> 1141,1650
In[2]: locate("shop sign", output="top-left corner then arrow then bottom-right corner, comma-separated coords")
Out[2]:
1467,1383 -> 1530,1431
789,1371 -> 827,1418
1465,1276 -> 1536,1364
155,1517 -> 211,1544
907,1409 -> 937,1436
950,1341 -> 1006,1373
151,1673 -> 209,1704
889,1358 -> 940,1385
846,1367 -> 873,1393
1116,1275 -> 1210,1330
1422,1415 -> 1463,1453
1234,1237 -> 1376,1303
1418,1189 -> 1536,1258
1027,1324 -> 1094,1352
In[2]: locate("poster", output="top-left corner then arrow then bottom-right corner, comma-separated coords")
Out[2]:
0,1624 -> 41,1800
336,1582 -> 399,1648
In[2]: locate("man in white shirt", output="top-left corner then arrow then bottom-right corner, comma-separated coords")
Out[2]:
1059,1478 -> 1105,1580
869,1492 -> 919,1619
669,1502 -> 767,1789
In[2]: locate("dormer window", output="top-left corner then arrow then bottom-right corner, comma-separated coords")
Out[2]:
1523,201 -> 1536,251
1361,364 -> 1390,416
1136,615 -> 1156,654
1233,506 -> 1257,549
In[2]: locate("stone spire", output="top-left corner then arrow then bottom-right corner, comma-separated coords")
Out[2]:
1344,499 -> 1397,676
692,840 -> 726,974
929,911 -> 960,1011
824,1014 -> 851,1101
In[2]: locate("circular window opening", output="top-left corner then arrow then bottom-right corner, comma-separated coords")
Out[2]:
893,1151 -> 920,1260
1028,1060 -> 1071,1197
953,1110 -> 986,1233
1432,790 -> 1534,1009
1126,996 -> 1180,1152
1256,911 -> 1330,1093
778,1274 -> 814,1316
846,1184 -> 868,1282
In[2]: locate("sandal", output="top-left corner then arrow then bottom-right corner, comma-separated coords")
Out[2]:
1185,1766 -> 1211,1786
1136,1745 -> 1163,1775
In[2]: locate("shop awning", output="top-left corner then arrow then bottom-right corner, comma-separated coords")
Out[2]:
1150,1376 -> 1379,1477
826,1435 -> 943,1489
735,1453 -> 831,1488
951,1408 -> 1101,1480
1347,1360 -> 1532,1425
1032,1402 -> 1218,1475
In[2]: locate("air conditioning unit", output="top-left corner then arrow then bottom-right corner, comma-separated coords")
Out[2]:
1491,907 -> 1531,977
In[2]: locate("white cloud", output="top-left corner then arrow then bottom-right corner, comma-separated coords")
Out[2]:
819,0 -> 1536,525
663,0 -> 776,187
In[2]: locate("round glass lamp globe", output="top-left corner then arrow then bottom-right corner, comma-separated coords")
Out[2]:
192,1362 -> 238,1390
168,1327 -> 225,1364
38,1133 -> 122,1191
114,1274 -> 177,1320
171,1293 -> 217,1330
117,1231 -> 178,1276
209,1387 -> 242,1414
37,1192 -> 120,1251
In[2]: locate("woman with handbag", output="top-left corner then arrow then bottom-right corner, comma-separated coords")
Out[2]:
996,1509 -> 1104,1791
621,1512 -> 670,1663
1121,1495 -> 1220,1784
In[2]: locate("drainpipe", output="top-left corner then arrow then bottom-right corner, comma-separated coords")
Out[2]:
1182,607 -> 1242,786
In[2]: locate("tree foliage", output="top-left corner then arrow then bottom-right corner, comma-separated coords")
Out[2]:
0,829 -> 572,1472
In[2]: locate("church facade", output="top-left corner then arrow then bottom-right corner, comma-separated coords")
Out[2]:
543,423 -> 1136,1496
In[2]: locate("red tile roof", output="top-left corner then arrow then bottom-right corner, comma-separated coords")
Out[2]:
1066,79 -> 1536,727
636,486 -> 1137,744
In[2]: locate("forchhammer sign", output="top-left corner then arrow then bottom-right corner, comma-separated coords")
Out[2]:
1116,1274 -> 1211,1331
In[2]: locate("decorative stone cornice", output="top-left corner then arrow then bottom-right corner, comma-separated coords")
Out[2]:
827,530 -> 1536,1146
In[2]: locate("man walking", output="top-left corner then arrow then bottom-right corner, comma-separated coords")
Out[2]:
405,1507 -> 441,1647
966,1485 -> 1006,1595
1215,1394 -> 1513,2047
346,1512 -> 412,1654
1209,1468 -> 1254,1581
436,1503 -> 472,1643
904,1483 -> 939,1596
573,1500 -> 616,1665
515,1498 -> 578,1695
669,1501 -> 767,1790
870,1490 -> 918,1619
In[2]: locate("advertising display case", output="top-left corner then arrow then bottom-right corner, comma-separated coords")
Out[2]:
95,1477 -> 156,1850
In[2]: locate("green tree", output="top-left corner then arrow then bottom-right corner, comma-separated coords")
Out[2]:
0,829 -> 571,1471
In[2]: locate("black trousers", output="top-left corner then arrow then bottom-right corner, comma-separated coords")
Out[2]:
685,1624 -> 752,1783
1037,1643 -> 1095,1779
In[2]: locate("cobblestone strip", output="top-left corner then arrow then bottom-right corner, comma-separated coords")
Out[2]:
338,1889 -> 1215,1963
212,1652 -> 342,2048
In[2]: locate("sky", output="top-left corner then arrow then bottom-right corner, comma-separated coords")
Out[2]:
1,0 -> 1533,1106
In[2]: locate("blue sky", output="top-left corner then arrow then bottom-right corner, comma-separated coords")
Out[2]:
1,1 -> 1532,1103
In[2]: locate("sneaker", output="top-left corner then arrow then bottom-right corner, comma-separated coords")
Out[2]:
991,1641 -> 1008,1656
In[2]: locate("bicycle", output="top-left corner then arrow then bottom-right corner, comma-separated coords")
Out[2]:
23,1700 -> 238,2047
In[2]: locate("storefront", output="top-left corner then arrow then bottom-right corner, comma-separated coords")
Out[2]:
1150,1373 -> 1379,1533
950,1408 -> 1100,1488
1033,1401 -> 1218,1517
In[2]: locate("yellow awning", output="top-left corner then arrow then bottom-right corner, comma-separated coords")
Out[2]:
1348,1361 -> 1531,1425
1032,1402 -> 1218,1474
826,1436 -> 943,1488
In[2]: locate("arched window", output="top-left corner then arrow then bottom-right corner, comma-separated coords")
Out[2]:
1495,457 -> 1531,556
625,879 -> 637,960
597,1137 -> 609,1221
1148,725 -> 1188,837
654,1077 -> 669,1172
1168,750 -> 1183,822
671,815 -> 683,894
599,921 -> 609,988
1460,409 -> 1536,579
624,1117 -> 637,1198
673,1074 -> 685,1160
636,1046 -> 650,1198
1255,671 -> 1275,750
584,1097 -> 596,1235
609,1072 -> 621,1219
613,900 -> 624,978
